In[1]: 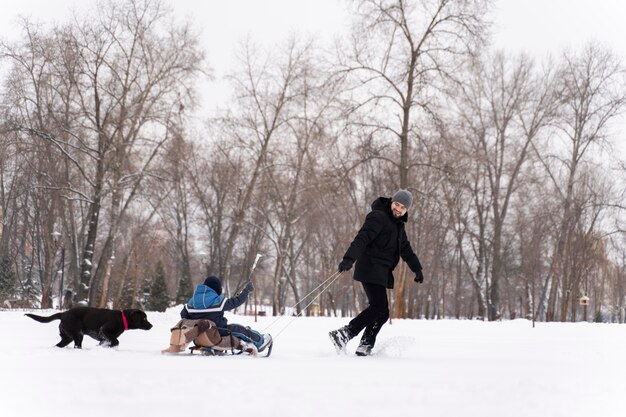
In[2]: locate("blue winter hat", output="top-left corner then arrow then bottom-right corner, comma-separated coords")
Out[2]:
203,275 -> 222,295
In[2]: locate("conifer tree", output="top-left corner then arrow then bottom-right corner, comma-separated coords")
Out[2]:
0,254 -> 16,301
119,278 -> 136,309
176,272 -> 193,305
147,261 -> 170,312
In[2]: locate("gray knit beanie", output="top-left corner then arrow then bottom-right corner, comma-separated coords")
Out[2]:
391,189 -> 413,210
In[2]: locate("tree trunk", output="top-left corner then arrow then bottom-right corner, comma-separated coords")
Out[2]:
393,261 -> 408,318
78,152 -> 105,305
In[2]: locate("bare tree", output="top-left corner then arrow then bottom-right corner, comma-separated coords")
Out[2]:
1,20 -> 71,308
209,37 -> 316,308
541,44 -> 626,321
159,133 -> 195,303
259,53 -> 340,315
340,0 -> 489,183
451,52 -> 558,320
337,0 -> 490,316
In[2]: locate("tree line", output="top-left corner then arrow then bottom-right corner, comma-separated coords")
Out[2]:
1,0 -> 626,322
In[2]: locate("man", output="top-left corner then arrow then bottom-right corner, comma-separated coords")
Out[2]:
329,189 -> 424,356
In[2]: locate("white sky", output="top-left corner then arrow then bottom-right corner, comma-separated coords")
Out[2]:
0,0 -> 350,71
491,0 -> 626,55
4,0 -> 626,72
4,1 -> 626,54
2,0 -> 626,127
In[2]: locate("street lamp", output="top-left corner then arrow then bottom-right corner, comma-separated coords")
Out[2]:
51,231 -> 65,310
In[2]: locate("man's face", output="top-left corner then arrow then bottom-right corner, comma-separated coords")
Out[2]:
391,201 -> 407,218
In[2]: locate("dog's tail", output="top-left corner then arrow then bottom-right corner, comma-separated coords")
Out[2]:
25,312 -> 63,323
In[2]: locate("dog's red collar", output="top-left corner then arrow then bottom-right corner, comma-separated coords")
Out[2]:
121,311 -> 129,330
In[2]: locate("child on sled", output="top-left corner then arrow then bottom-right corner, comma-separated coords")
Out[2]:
179,275 -> 272,354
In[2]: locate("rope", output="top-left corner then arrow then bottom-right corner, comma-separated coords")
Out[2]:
261,270 -> 341,332
261,270 -> 344,339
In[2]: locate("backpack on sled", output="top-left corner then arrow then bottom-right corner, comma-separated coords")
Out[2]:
161,319 -> 271,356
162,319 -> 257,356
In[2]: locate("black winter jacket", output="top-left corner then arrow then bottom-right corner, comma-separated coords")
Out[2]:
342,197 -> 422,288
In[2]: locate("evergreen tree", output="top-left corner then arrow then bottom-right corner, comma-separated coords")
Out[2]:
139,276 -> 151,309
119,278 -> 136,309
176,272 -> 193,305
22,265 -> 39,308
147,261 -> 170,312
0,254 -> 17,300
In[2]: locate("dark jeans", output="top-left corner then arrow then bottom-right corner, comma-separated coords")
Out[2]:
348,282 -> 389,347
220,323 -> 262,343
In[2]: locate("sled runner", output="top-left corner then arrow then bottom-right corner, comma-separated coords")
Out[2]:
189,339 -> 273,357
162,319 -> 273,357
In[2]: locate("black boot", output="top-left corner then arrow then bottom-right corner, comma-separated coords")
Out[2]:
328,325 -> 354,353
355,342 -> 373,356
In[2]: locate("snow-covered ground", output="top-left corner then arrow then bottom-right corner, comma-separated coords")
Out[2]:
1,307 -> 625,417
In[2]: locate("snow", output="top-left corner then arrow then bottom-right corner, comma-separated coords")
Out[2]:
2,308 -> 625,417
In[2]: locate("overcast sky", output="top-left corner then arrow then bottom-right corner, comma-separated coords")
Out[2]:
2,0 -> 626,124
4,0 -> 626,68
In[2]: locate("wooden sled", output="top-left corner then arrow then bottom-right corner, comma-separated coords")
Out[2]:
162,319 -> 261,356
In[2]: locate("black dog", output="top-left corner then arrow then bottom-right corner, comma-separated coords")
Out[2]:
25,307 -> 153,348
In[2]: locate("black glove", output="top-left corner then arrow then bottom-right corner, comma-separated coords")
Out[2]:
414,270 -> 424,284
243,281 -> 254,294
338,258 -> 354,273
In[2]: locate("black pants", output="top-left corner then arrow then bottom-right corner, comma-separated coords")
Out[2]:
348,282 -> 389,347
